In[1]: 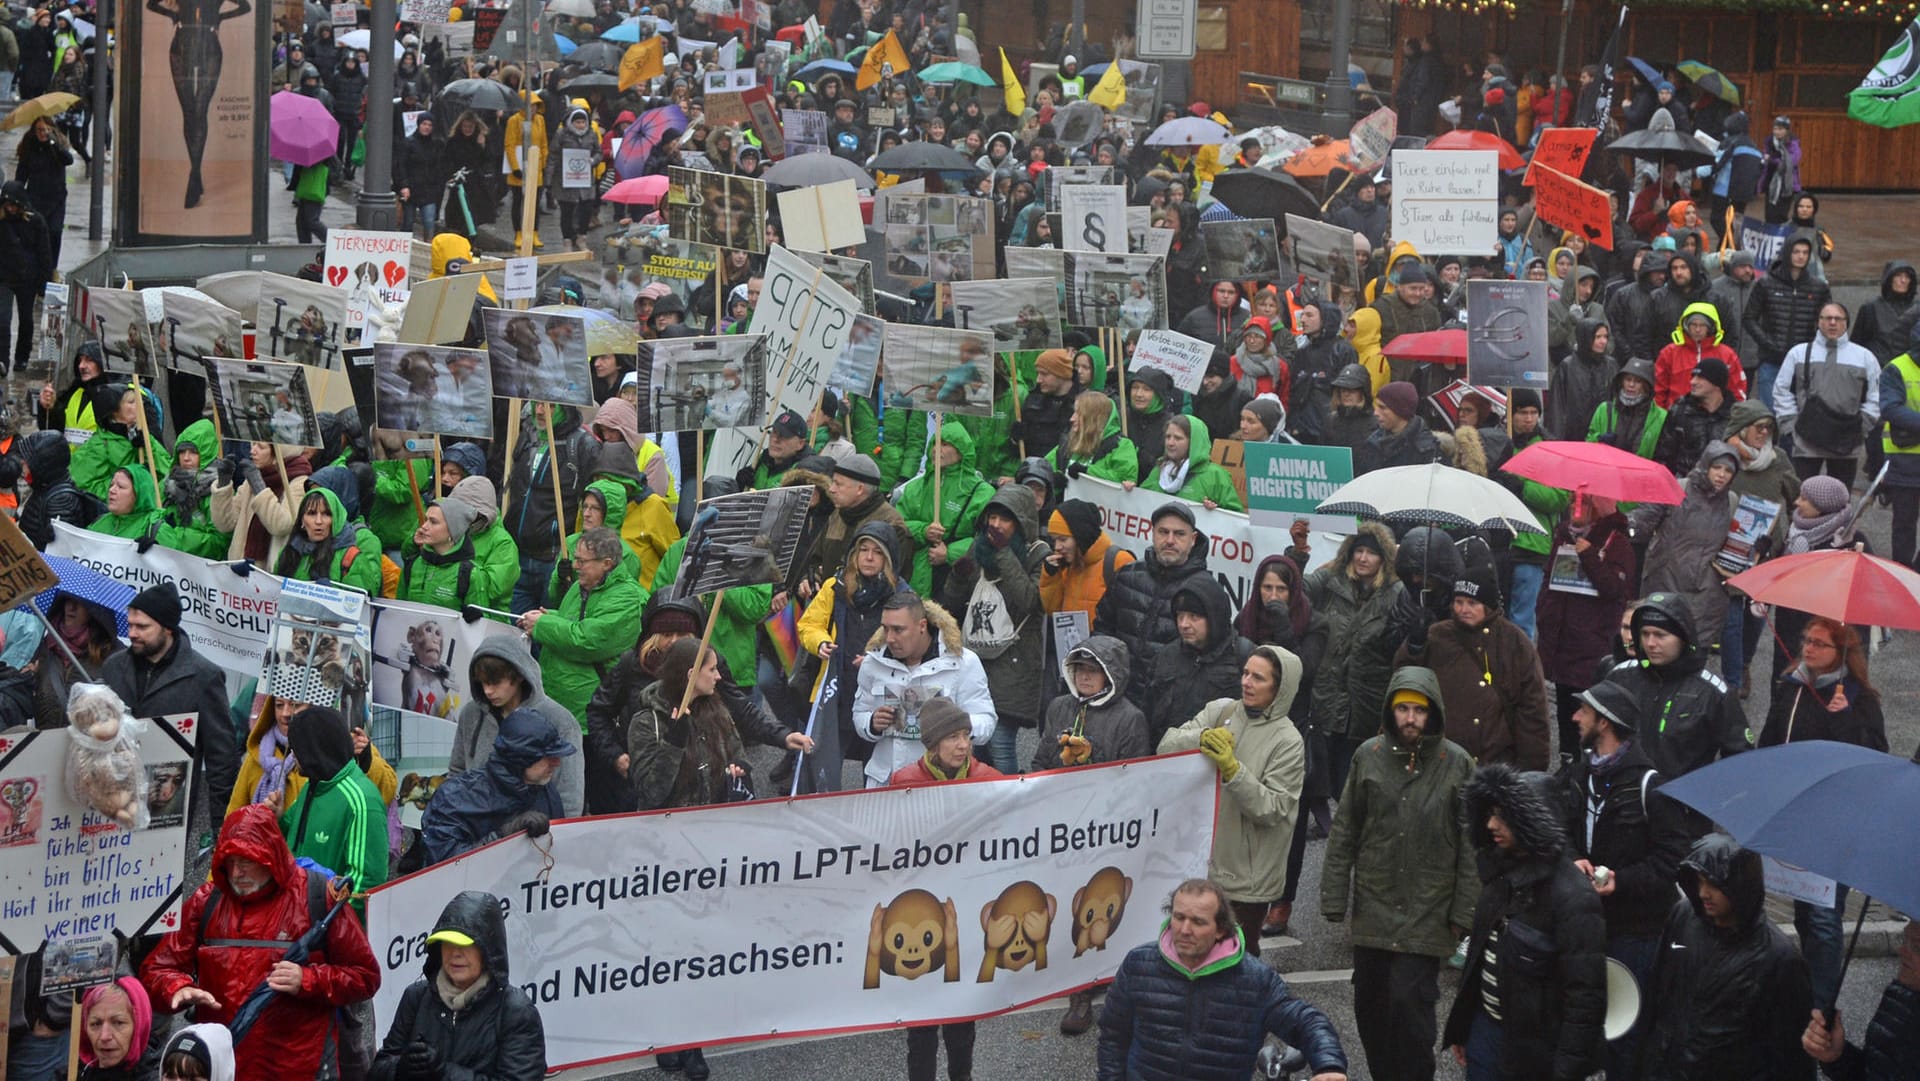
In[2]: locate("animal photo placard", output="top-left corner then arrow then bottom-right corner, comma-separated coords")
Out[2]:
373,343 -> 494,439
1062,253 -> 1168,331
880,324 -> 996,417
481,308 -> 594,405
206,357 -> 322,447
666,166 -> 769,253
950,278 -> 1064,352
83,288 -> 158,377
643,334 -> 770,432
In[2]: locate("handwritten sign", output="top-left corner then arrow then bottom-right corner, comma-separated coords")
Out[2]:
1525,127 -> 1598,186
324,230 -> 415,342
1529,163 -> 1614,251
1389,150 -> 1498,256
0,515 -> 58,612
503,257 -> 538,301
1129,328 -> 1212,393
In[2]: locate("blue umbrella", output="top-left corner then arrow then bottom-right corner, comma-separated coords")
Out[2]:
1626,56 -> 1664,85
1660,743 -> 1920,919
1198,200 -> 1244,222
552,33 -> 577,56
31,556 -> 136,638
600,20 -> 644,43
794,58 -> 855,80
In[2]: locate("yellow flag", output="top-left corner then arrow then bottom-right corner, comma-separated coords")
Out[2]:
1088,62 -> 1127,110
856,29 -> 910,91
619,37 -> 665,93
999,47 -> 1026,115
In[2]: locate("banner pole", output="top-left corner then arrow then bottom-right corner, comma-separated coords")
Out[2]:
128,373 -> 163,500
931,412 -> 942,530
499,399 -> 523,521
541,405 -> 568,540
1111,330 -> 1128,437
789,663 -> 830,798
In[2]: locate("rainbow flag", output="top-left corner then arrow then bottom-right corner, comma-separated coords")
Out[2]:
762,601 -> 802,674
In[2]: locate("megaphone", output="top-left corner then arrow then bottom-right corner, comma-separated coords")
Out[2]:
1603,956 -> 1642,1041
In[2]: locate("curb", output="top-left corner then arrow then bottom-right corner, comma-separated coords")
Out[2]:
1775,918 -> 1909,959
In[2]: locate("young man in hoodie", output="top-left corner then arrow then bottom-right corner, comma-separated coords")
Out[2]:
1288,302 -> 1357,443
1743,234 -> 1832,408
1654,303 -> 1747,410
277,705 -> 389,901
447,636 -> 585,817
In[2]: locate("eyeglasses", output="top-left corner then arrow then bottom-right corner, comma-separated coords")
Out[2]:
1802,638 -> 1838,650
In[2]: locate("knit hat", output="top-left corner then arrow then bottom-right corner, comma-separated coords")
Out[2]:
1389,688 -> 1430,710
1452,564 -> 1502,609
770,408 -> 809,439
1395,263 -> 1432,286
443,441 -> 487,481
1800,474 -> 1851,516
1727,250 -> 1755,270
1509,388 -> 1543,413
1050,500 -> 1102,551
1633,598 -> 1691,640
1171,587 -> 1209,618
1692,357 -> 1731,391
1377,381 -> 1419,420
917,696 -> 972,748
1348,530 -> 1384,558
129,583 -> 183,633
1150,501 -> 1196,529
1244,397 -> 1284,435
433,497 -> 478,542
1036,348 -> 1074,380
1207,348 -> 1233,379
835,454 -> 882,486
449,475 -> 500,528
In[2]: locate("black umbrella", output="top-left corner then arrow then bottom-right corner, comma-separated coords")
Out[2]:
1604,128 -> 1714,170
567,40 -> 627,72
1208,167 -> 1323,226
867,141 -> 981,174
226,884 -> 355,1048
761,152 -> 877,190
559,72 -> 620,93
438,78 -> 521,114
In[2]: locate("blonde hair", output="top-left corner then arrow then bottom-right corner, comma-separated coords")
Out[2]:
1065,392 -> 1114,459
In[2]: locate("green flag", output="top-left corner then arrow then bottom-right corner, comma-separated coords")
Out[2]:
1849,18 -> 1920,128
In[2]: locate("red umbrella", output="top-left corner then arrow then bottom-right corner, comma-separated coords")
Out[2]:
1427,129 -> 1525,171
1725,550 -> 1920,631
603,174 -> 669,204
1501,440 -> 1684,504
1381,328 -> 1467,364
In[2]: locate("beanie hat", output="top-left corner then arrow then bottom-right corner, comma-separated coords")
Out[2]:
129,583 -> 184,633
1633,597 -> 1691,641
643,599 -> 703,640
1171,587 -> 1209,618
1244,397 -> 1285,435
1207,348 -> 1233,379
1050,500 -> 1102,551
1389,688 -> 1430,710
1692,357 -> 1731,391
1452,564 -> 1502,609
1727,250 -> 1755,270
1348,530 -> 1384,558
917,696 -> 972,748
1509,388 -> 1543,413
1036,349 -> 1074,380
1396,263 -> 1432,285
433,497 -> 478,542
1377,381 -> 1419,420
449,475 -> 500,528
1800,474 -> 1851,516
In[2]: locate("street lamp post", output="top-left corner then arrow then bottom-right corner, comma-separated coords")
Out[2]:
1323,0 -> 1356,136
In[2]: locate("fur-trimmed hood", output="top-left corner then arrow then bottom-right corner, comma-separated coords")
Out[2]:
1335,520 -> 1397,590
864,596 -> 964,655
1462,762 -> 1569,856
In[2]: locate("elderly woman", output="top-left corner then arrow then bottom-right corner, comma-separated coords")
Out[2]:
78,977 -> 160,1081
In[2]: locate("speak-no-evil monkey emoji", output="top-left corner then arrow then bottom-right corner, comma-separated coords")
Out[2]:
977,880 -> 1057,983
1071,867 -> 1134,957
864,889 -> 961,989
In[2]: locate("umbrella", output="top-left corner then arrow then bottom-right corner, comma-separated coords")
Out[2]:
31,556 -> 136,639
1425,129 -> 1525,170
868,142 -> 980,173
1604,127 -> 1716,170
1380,328 -> 1467,364
531,304 -> 639,355
1198,200 -> 1243,223
439,78 -> 521,114
335,28 -> 403,58
559,72 -> 619,93
1282,139 -> 1357,179
1228,125 -> 1313,168
1500,440 -> 1685,504
545,0 -> 596,15
795,58 -> 857,80
1626,57 -> 1664,85
1676,60 -> 1741,105
269,91 -> 341,167
194,271 -> 266,317
1316,462 -> 1547,535
1146,116 -> 1232,147
1724,550 -> 1920,631
1660,743 -> 1920,919
567,40 -> 627,72
552,33 -> 578,57
1208,167 -> 1322,223
600,19 -> 646,42
602,174 -> 670,205
1,92 -> 79,131
613,103 -> 687,179
760,152 -> 877,190
917,61 -> 995,87
228,887 -> 357,1047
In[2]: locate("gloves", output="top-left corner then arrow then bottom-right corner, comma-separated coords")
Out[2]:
228,560 -> 253,578
238,459 -> 266,495
1263,602 -> 1293,643
1006,421 -> 1026,444
136,532 -> 157,554
1065,460 -> 1089,479
398,1039 -> 443,1081
1198,726 -> 1239,782
500,810 -> 551,839
212,457 -> 235,487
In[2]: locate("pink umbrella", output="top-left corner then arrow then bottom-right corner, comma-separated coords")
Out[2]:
269,91 -> 340,167
1501,440 -> 1684,504
603,174 -> 669,205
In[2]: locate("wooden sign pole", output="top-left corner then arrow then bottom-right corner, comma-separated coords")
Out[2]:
677,587 -> 727,718
499,400 -> 523,521
127,373 -> 163,500
1110,330 -> 1128,437
541,406 -> 569,537
931,412 -> 943,529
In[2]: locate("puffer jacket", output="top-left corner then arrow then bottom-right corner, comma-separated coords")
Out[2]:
1157,645 -> 1306,903
1656,390 -> 1737,478
1549,319 -> 1619,445
1039,529 -> 1135,619
1605,592 -> 1753,778
1442,765 -> 1608,1081
1641,835 -> 1815,1081
19,429 -> 94,548
1819,981 -> 1920,1081
851,598 -> 998,786
448,635 -> 585,816
1631,442 -> 1740,651
371,891 -> 546,1081
1094,531 -> 1214,705
1357,413 -> 1443,474
1536,512 -> 1636,689
1396,601 -> 1552,771
940,483 -> 1048,726
1141,577 -> 1253,745
1302,522 -> 1398,739
1605,245 -> 1665,363
896,421 -> 992,595
1320,665 -> 1479,958
419,707 -> 569,865
1744,250 -> 1833,371
1096,926 -> 1347,1081
1031,635 -> 1151,770
1552,731 -> 1692,937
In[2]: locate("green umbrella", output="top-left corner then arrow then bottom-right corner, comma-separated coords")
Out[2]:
1677,60 -> 1741,105
918,61 -> 995,87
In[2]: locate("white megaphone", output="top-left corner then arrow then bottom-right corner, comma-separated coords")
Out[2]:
1603,957 -> 1642,1041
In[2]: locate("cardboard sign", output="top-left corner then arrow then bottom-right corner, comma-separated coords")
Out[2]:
503,256 -> 539,301
1525,127 -> 1598,186
1389,150 -> 1499,255
330,1 -> 357,27
1529,163 -> 1614,251
1129,329 -> 1212,393
704,91 -> 750,127
1058,184 -> 1128,254
398,273 -> 483,346
0,515 -> 57,611
1348,106 -> 1398,170
399,0 -> 451,22
777,179 -> 867,254
1465,279 -> 1551,388
1210,436 -> 1248,510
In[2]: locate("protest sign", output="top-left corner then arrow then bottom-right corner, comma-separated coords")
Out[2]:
370,598 -> 517,718
560,148 -> 593,190
1063,253 -> 1167,331
1057,184 -> 1128,254
880,194 -> 995,286
742,88 -> 785,160
397,274 -> 483,347
0,516 -> 57,611
1529,163 -> 1613,250
482,308 -> 593,404
83,288 -> 157,378
667,167 -> 768,254
1389,150 -> 1498,255
949,278 -> 1063,352
1049,611 -> 1090,676
704,91 -> 749,128
263,578 -> 373,719
1201,218 -> 1283,280
0,713 -> 197,956
373,343 -> 493,439
881,325 -> 997,417
503,256 -> 538,302
326,230 -> 415,343
1525,127 -> 1598,186
777,179 -> 865,253
469,6 -> 506,50
206,357 -> 322,447
645,335 -> 771,432
331,1 -> 356,26
1736,217 -> 1794,272
367,754 -> 1216,1068
38,281 -> 67,369
1762,856 -> 1837,907
826,313 -> 885,397
257,272 -> 350,366
399,0 -> 451,23
157,293 -> 245,372
1285,214 -> 1362,292
1043,165 -> 1118,212
1128,329 -> 1212,393
1465,279 -> 1551,388
783,109 -> 828,154
1348,106 -> 1398,170
682,487 -> 814,595
1242,443 -> 1357,539
702,67 -> 756,95
708,245 -> 863,480
792,250 -> 876,314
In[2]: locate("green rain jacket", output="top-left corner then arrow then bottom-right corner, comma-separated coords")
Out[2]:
1141,415 -> 1244,511
894,421 -> 993,595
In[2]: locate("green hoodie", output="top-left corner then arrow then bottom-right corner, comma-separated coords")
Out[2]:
1077,344 -> 1110,394
550,476 -> 643,599
369,459 -> 432,551
1046,397 -> 1139,485
279,487 -> 384,595
70,425 -> 172,502
158,420 -> 230,557
894,421 -> 994,594
1141,415 -> 1244,511
89,466 -> 169,541
279,758 -> 389,910
878,403 -> 932,491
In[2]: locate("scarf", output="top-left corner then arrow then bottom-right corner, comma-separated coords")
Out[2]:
920,752 -> 970,781
252,727 -> 297,806
1157,457 -> 1193,495
1617,387 -> 1647,407
244,454 -> 311,561
434,969 -> 491,1011
1734,439 -> 1778,471
1787,506 -> 1848,554
57,616 -> 93,661
851,571 -> 893,609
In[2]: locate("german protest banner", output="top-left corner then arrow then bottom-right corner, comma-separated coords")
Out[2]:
367,754 -> 1216,1068
1524,127 -> 1598,186
1528,163 -> 1614,251
1389,150 -> 1498,255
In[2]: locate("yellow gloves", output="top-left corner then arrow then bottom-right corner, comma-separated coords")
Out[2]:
1199,726 -> 1239,782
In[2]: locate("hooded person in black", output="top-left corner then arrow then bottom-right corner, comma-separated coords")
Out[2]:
1140,577 -> 1254,746
1651,252 -> 1714,341
1289,301 -> 1358,443
1853,259 -> 1917,364
1322,363 -> 1378,454
18,428 -> 96,548
1192,348 -> 1254,447
1094,503 -> 1214,708
1605,592 -> 1750,782
371,890 -> 547,1081
1124,366 -> 1177,482
1606,242 -> 1668,363
1639,836 -> 1814,1081
1548,318 -> 1618,442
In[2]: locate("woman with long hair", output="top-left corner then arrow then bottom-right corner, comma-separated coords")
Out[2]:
1044,391 -> 1138,485
441,110 -> 499,233
1760,618 -> 1886,750
33,596 -> 123,728
273,486 -> 381,594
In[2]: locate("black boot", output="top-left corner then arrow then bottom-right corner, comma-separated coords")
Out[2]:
682,1047 -> 709,1080
656,1051 -> 684,1071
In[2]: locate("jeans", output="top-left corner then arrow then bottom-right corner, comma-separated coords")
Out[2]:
1795,884 -> 1850,1011
904,1021 -> 974,1081
1720,599 -> 1763,693
0,282 -> 35,372
1604,933 -> 1659,1080
1464,1011 -> 1505,1081
512,556 -> 555,614
1353,947 -> 1441,1081
0,71 -> 14,102
983,721 -> 1020,775
1507,562 -> 1543,639
757,652 -> 804,719
403,201 -> 439,238
1755,361 -> 1780,415
296,199 -> 328,244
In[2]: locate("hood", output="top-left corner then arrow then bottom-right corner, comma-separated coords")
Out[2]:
1395,525 -> 1461,590
113,465 -> 160,517
1882,259 -> 1916,303
492,706 -> 566,774
1014,455 -> 1056,493
1462,763 -> 1569,855
79,978 -> 153,1070
1771,236 -> 1815,281
1678,834 -> 1768,932
983,479 -> 1041,546
175,417 -> 218,458
468,634 -> 547,707
1689,439 -> 1740,490
585,476 -> 630,531
1335,520 -> 1397,589
1347,307 -> 1382,351
443,441 -> 487,482
1574,316 -> 1609,361
164,1024 -> 236,1081
1250,643 -> 1303,720
842,518 -> 905,584
1181,414 -> 1215,469
1379,664 -> 1447,737
288,706 -> 356,784
1611,356 -> 1656,395
1671,300 -> 1725,345
1383,240 -> 1423,293
22,429 -> 70,485
1129,366 -> 1176,415
1063,633 -> 1130,703
429,233 -> 498,301
1723,397 -> 1776,440
593,396 -> 646,454
1667,251 -> 1708,298
423,889 -> 513,983
448,475 -> 498,528
1631,590 -> 1698,652
1171,578 -> 1236,654
310,464 -> 361,520
300,485 -> 354,541
937,420 -> 979,476
211,804 -> 300,901
1077,344 -> 1108,392
1309,301 -> 1345,343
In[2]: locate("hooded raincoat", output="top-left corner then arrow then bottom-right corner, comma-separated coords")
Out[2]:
449,635 -> 585,816
1631,442 -> 1740,650
896,421 -> 993,595
1140,415 -> 1243,510
370,891 -> 547,1081
1032,635 -> 1151,770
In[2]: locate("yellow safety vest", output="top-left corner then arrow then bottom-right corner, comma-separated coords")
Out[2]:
1885,353 -> 1920,455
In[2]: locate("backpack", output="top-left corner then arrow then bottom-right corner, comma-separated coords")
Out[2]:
962,541 -> 1047,660
341,544 -> 403,599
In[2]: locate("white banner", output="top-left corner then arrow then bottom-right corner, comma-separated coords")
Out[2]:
367,755 -> 1217,1068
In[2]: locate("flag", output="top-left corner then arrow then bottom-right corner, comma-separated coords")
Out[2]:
856,29 -> 909,91
619,37 -> 666,92
999,47 -> 1026,116
1590,6 -> 1628,129
761,602 -> 801,674
1088,61 -> 1127,110
793,653 -> 844,795
1850,17 -> 1920,128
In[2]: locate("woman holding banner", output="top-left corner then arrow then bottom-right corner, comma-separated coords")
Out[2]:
274,487 -> 384,596
69,384 -> 170,502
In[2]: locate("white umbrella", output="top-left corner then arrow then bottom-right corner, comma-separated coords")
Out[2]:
1226,125 -> 1312,168
139,286 -> 228,324
1145,115 -> 1231,147
336,28 -> 404,59
544,0 -> 597,15
1315,463 -> 1546,535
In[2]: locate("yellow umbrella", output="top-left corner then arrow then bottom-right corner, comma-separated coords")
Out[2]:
2,93 -> 80,132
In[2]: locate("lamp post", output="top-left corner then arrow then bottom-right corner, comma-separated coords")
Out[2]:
87,2 -> 110,240
1323,0 -> 1356,136
355,0 -> 401,229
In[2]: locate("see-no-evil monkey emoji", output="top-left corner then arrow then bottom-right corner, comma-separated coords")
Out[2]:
864,889 -> 961,989
1071,867 -> 1134,957
976,881 -> 1057,983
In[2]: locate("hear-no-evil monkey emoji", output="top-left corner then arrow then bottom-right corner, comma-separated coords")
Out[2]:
976,880 -> 1057,983
1071,867 -> 1134,957
864,889 -> 961,990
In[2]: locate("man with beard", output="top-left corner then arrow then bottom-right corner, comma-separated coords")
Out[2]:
1655,357 -> 1738,476
1095,503 -> 1214,708
1018,349 -> 1080,460
101,584 -> 239,819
